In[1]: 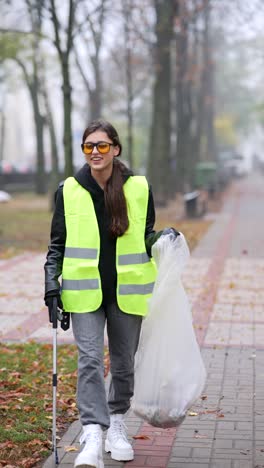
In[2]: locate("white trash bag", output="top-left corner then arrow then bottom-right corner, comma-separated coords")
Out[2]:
132,233 -> 206,428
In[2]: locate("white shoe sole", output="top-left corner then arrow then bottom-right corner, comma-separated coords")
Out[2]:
74,465 -> 103,468
74,456 -> 104,468
74,462 -> 104,468
76,462 -> 104,468
105,439 -> 134,461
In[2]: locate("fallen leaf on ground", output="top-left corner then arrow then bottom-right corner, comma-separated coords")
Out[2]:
26,439 -> 43,447
65,446 -> 79,452
4,465 -> 20,468
188,411 -> 198,416
21,457 -> 40,467
202,409 -> 221,414
133,435 -> 150,440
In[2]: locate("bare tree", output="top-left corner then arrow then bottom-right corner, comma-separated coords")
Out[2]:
1,1 -> 63,194
15,56 -> 46,193
74,0 -> 106,122
12,0 -> 47,194
174,0 -> 193,191
148,0 -> 175,203
49,0 -> 76,178
122,0 -> 134,169
201,0 -> 216,162
101,0 -> 154,170
40,65 -> 60,203
171,0 -> 217,190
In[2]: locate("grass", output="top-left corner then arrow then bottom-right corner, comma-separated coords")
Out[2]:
0,193 -> 51,258
0,342 -> 110,467
0,191 -> 212,258
0,342 -> 78,467
0,191 -> 214,466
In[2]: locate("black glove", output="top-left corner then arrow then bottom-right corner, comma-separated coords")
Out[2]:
45,292 -> 63,323
162,227 -> 180,239
45,293 -> 70,331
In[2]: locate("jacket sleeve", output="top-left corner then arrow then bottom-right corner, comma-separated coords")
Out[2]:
44,184 -> 66,296
145,185 -> 163,257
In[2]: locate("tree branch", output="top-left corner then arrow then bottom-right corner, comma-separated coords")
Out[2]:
14,57 -> 32,91
72,3 -> 102,40
66,0 -> 75,56
49,0 -> 63,59
80,0 -> 106,53
74,45 -> 92,93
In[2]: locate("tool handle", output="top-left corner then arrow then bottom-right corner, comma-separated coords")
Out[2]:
52,297 -> 58,329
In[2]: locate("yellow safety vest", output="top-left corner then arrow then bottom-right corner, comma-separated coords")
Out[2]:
61,176 -> 156,315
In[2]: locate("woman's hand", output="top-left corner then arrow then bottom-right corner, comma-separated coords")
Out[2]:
161,227 -> 180,239
45,292 -> 63,323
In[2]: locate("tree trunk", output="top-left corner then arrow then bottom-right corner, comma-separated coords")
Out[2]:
204,3 -> 216,162
174,1 -> 193,192
62,55 -> 74,178
148,0 -> 174,204
32,90 -> 46,194
18,0 -> 47,194
124,0 -> 133,170
41,73 -> 60,207
50,0 -> 75,179
190,11 -> 203,168
24,62 -> 46,195
89,59 -> 102,120
199,0 -> 216,162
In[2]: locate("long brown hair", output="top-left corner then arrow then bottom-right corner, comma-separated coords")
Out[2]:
82,119 -> 129,237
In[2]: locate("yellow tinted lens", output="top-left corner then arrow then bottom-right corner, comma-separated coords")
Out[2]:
83,143 -> 93,154
97,142 -> 110,154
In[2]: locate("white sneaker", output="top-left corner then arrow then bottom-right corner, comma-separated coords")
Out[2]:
105,414 -> 134,461
74,424 -> 104,468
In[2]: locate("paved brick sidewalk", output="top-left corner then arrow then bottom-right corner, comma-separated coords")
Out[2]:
1,173 -> 264,467
0,252 -> 75,343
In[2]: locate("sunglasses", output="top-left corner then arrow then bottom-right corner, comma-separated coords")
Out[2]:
81,141 -> 114,155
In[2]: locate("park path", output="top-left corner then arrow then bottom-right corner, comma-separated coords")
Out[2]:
1,172 -> 264,468
0,252 -> 74,343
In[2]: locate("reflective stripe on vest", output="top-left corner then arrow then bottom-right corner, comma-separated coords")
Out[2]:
61,176 -> 156,314
65,247 -> 98,259
62,279 -> 99,290
118,252 -> 150,265
119,283 -> 155,295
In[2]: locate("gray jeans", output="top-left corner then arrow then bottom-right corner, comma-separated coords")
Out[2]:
71,302 -> 142,430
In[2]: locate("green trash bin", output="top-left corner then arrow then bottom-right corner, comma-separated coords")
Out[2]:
195,162 -> 218,194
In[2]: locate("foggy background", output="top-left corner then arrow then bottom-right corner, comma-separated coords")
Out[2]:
1,0 -> 264,202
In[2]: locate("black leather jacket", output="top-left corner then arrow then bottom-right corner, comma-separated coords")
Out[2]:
44,164 -> 162,306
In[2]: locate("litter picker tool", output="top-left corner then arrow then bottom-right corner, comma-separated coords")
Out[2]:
52,296 -> 59,465
50,296 -> 70,465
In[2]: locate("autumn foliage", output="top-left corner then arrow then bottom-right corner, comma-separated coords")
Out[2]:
0,342 -> 109,467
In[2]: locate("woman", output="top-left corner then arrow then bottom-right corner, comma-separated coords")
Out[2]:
44,119 -> 178,468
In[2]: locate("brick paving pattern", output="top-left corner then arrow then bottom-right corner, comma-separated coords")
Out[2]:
1,173 -> 264,467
